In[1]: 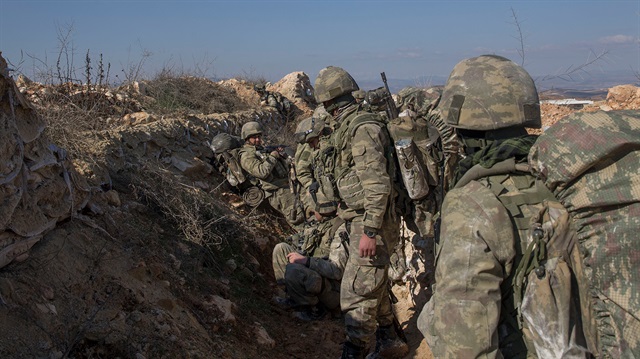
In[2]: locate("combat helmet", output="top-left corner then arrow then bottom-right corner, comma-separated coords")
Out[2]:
241,121 -> 263,140
294,116 -> 326,144
314,66 -> 359,103
439,55 -> 541,131
352,89 -> 366,102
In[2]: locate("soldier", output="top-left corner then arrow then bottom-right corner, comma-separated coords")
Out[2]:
352,89 -> 366,104
272,116 -> 348,321
254,83 -> 293,121
314,66 -> 408,359
237,121 -> 304,229
417,55 -> 557,357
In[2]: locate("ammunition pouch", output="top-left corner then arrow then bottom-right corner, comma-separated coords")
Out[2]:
336,169 -> 365,210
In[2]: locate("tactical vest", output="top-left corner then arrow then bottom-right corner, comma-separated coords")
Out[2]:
325,106 -> 393,211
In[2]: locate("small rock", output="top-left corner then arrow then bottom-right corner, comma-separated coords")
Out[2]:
254,322 -> 276,348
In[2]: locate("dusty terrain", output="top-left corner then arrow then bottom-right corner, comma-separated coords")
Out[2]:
1,52 -> 639,358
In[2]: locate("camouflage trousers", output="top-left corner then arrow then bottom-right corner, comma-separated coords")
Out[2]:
271,242 -> 340,310
341,212 -> 400,348
285,263 -> 340,310
272,220 -> 334,284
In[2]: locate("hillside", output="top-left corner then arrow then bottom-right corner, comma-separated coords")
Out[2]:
1,52 -> 639,359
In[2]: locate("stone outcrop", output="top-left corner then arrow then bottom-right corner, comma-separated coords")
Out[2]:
268,71 -> 317,118
605,84 -> 640,110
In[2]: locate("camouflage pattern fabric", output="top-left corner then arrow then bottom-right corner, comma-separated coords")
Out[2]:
294,142 -> 315,215
529,110 -> 640,358
341,214 -> 398,348
328,103 -> 399,348
239,144 -> 303,228
421,110 -> 640,358
396,86 -> 442,115
272,221 -> 348,310
454,135 -> 537,183
419,172 -> 531,358
273,242 -> 297,285
272,218 -> 341,283
266,187 -> 304,229
261,91 -> 292,119
310,136 -> 340,215
238,144 -> 289,192
331,104 -> 393,228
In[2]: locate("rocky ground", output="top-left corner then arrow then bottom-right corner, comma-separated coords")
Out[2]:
1,52 -> 639,358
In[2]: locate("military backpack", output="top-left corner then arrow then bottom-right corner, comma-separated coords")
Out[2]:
454,110 -> 640,358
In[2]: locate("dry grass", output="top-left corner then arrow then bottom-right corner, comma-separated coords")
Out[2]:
140,73 -> 249,115
130,159 -> 228,246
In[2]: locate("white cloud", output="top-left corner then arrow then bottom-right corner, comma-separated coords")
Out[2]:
599,35 -> 637,44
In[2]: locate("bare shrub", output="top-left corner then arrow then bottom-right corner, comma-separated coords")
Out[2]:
130,159 -> 228,246
234,67 -> 269,87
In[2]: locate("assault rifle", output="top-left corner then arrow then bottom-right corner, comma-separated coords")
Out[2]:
380,72 -> 399,120
263,144 -> 291,158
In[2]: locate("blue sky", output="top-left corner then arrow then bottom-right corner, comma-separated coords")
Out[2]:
1,0 -> 638,90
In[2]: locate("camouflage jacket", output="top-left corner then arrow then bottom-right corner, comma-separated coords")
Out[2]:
424,171 -> 527,358
330,104 -> 393,230
238,144 -> 289,192
294,143 -> 315,214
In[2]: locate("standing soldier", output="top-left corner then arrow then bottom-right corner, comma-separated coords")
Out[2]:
238,121 -> 303,230
314,66 -> 408,359
418,55 -> 578,357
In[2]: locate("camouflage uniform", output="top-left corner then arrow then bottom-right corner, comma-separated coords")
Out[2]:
418,55 -> 558,358
421,166 -> 537,358
271,116 -> 349,313
294,142 -> 316,215
271,219 -> 348,311
332,104 -> 399,348
255,85 -> 293,120
238,144 -> 302,229
314,67 -> 403,357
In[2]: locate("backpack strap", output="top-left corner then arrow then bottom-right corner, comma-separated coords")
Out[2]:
348,112 -> 385,137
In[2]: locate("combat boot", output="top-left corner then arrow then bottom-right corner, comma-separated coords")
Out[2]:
272,296 -> 295,310
292,304 -> 326,321
340,341 -> 365,359
365,325 -> 409,359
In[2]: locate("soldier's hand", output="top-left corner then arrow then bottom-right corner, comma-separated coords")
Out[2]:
286,252 -> 307,264
359,234 -> 377,258
313,211 -> 324,222
270,150 -> 280,158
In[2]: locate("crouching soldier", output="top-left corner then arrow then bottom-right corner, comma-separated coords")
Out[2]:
272,116 -> 347,320
238,121 -> 304,230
